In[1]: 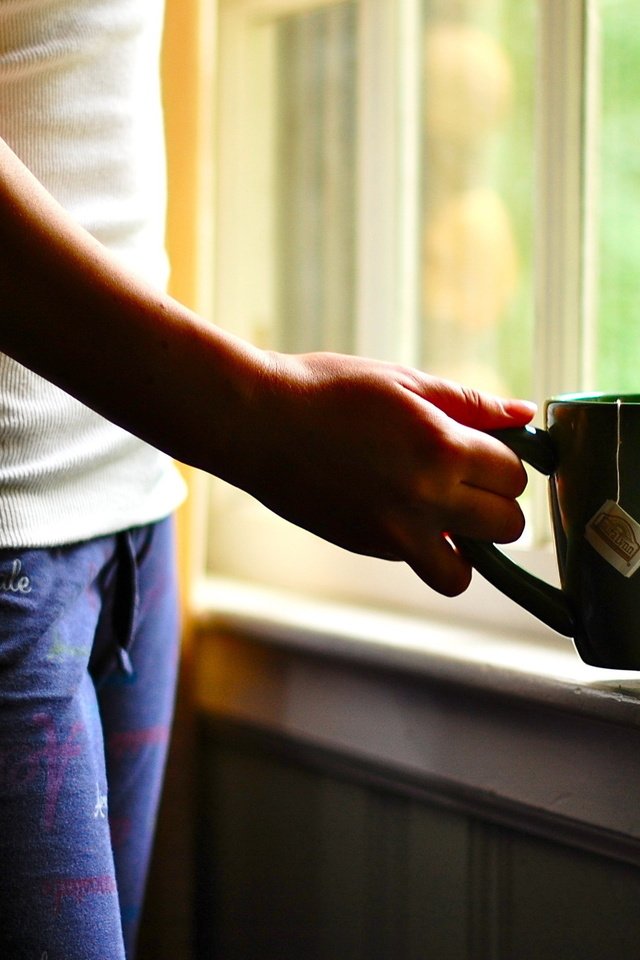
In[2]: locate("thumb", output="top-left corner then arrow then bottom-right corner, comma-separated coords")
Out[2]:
418,378 -> 537,431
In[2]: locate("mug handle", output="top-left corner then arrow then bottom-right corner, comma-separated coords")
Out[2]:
453,426 -> 576,638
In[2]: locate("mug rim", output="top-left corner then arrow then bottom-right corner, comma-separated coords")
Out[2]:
547,391 -> 640,404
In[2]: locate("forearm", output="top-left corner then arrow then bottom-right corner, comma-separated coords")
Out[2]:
0,137 -> 266,480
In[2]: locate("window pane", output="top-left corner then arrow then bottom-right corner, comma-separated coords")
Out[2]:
419,0 -> 536,398
595,0 -> 640,391
267,2 -> 358,354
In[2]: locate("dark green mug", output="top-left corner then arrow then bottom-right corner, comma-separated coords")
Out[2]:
455,393 -> 640,670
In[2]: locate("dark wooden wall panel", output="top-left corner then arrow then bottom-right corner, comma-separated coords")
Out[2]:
195,718 -> 640,960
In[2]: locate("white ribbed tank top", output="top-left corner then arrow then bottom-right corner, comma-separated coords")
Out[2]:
0,0 -> 186,547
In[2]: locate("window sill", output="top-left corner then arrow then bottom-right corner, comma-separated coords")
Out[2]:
192,575 -> 640,727
191,575 -> 640,865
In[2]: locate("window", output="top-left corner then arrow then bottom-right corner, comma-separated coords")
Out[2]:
596,0 -> 640,389
202,0 -> 640,635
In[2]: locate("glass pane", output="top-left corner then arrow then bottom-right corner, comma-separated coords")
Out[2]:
594,0 -> 640,390
257,2 -> 358,354
419,0 -> 536,398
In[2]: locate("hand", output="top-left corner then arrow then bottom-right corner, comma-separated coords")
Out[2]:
235,351 -> 535,596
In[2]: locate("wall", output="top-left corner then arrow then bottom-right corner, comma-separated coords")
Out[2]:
196,718 -> 640,960
192,623 -> 640,960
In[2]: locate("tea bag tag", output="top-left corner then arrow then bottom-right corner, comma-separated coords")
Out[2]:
585,500 -> 640,577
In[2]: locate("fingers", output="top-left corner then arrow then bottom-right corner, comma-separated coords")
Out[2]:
429,433 -> 528,548
408,374 -> 537,431
454,428 -> 529,500
412,411 -> 528,504
403,534 -> 473,597
397,381 -> 532,596
386,478 -> 525,596
396,495 -> 524,592
447,485 -> 526,544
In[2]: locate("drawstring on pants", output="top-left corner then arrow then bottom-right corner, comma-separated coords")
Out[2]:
114,530 -> 139,677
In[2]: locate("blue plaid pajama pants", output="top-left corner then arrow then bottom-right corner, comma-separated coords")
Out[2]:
0,516 -> 180,959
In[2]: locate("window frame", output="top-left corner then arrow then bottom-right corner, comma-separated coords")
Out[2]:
191,0 -> 603,645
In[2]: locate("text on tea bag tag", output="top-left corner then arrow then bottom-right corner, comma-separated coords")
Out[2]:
585,500 -> 640,577
585,400 -> 640,577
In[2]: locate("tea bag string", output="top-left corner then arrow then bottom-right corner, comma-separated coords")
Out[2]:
616,397 -> 622,505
